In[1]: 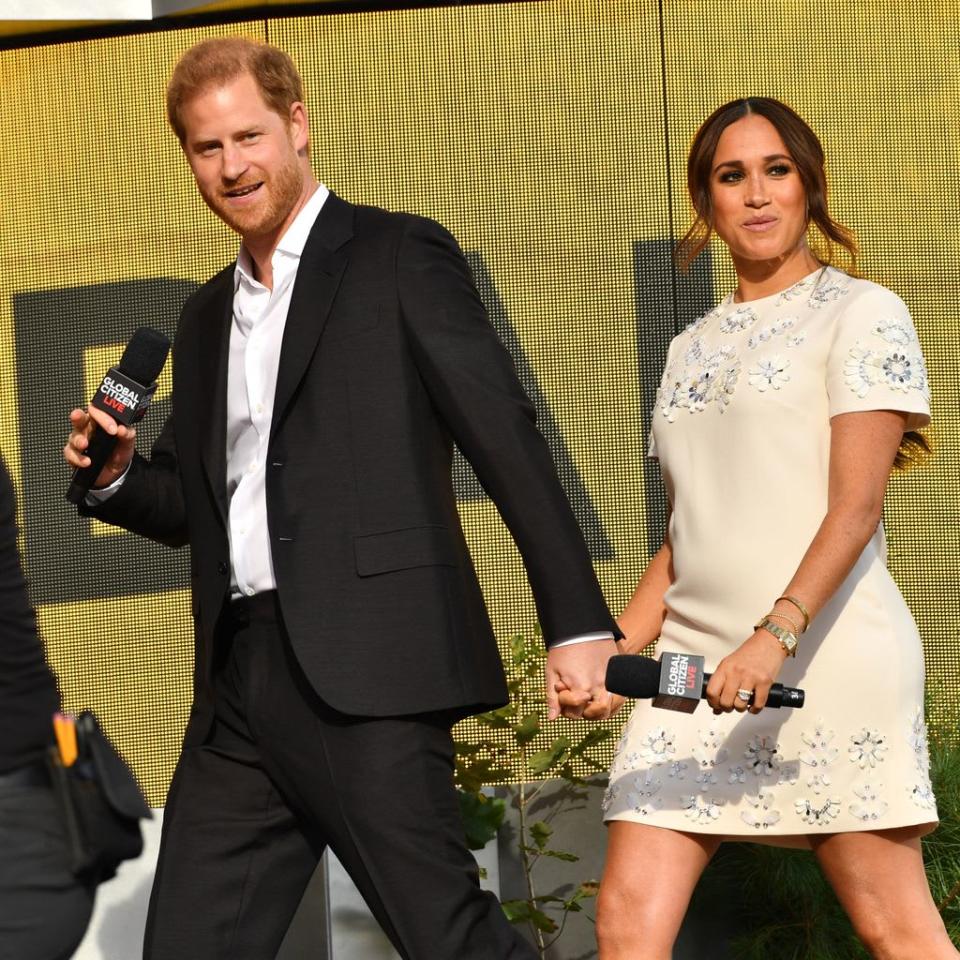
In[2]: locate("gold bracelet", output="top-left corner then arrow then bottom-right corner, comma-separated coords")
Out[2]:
776,594 -> 810,632
766,610 -> 802,636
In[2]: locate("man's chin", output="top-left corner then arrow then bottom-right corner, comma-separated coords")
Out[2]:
214,206 -> 278,239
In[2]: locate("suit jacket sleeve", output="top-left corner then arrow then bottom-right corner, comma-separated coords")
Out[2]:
78,411 -> 189,549
396,216 -> 620,645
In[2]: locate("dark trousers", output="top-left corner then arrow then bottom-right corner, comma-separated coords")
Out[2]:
0,775 -> 95,960
144,593 -> 533,960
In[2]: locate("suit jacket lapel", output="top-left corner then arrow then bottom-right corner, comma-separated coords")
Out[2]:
271,193 -> 354,435
196,269 -> 233,525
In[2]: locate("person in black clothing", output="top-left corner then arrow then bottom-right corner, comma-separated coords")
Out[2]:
0,454 -> 95,960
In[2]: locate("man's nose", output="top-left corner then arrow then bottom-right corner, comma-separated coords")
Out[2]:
220,143 -> 247,182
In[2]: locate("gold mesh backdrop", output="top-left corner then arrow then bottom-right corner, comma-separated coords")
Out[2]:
0,2 -> 957,806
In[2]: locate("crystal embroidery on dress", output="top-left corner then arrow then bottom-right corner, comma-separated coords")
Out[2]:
843,311 -> 929,401
907,706 -> 937,812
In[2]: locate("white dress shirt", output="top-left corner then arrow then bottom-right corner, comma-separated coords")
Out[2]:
226,184 -> 329,596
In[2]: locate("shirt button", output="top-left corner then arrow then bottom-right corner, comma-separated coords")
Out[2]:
245,587 -> 255,597
248,463 -> 256,473
256,404 -> 263,414
217,561 -> 228,575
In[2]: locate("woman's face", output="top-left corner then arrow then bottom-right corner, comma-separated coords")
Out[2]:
708,114 -> 809,267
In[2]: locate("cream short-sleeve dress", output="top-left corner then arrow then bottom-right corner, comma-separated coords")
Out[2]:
604,266 -> 938,841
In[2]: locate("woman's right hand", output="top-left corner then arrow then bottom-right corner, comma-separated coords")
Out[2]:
63,406 -> 136,489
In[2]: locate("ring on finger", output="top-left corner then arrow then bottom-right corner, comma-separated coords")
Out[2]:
736,688 -> 754,703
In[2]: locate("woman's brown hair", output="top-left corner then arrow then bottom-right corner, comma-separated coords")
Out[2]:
676,97 -> 929,469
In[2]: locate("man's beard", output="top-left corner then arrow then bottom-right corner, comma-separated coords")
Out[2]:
202,153 -> 304,240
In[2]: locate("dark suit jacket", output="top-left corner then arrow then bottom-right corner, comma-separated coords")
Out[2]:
83,193 -> 619,743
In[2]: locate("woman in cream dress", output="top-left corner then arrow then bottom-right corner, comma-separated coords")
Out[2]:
593,99 -> 956,959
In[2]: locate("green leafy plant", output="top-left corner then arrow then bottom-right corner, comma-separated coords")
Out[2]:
691,735 -> 960,959
456,628 -> 613,957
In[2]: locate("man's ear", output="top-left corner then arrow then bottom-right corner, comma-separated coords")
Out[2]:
289,101 -> 309,153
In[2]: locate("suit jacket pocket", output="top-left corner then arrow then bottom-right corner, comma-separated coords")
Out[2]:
355,524 -> 457,576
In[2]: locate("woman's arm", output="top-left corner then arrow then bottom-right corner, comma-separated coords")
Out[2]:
617,530 -> 674,656
571,519 -> 674,720
706,408 -> 910,714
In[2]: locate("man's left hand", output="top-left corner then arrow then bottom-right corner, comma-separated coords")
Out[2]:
545,638 -> 620,721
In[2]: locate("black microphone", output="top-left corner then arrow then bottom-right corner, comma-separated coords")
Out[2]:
606,652 -> 805,712
65,328 -> 171,505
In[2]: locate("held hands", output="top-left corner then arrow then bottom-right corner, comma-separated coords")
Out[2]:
545,637 -> 622,722
63,406 -> 136,489
705,629 -> 787,715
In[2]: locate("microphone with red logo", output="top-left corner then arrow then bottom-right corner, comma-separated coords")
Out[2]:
606,651 -> 805,712
65,327 -> 171,505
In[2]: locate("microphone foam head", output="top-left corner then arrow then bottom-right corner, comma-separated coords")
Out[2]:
118,327 -> 171,385
605,655 -> 661,699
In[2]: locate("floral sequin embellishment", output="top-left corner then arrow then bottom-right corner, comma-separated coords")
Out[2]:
601,782 -> 620,814
795,796 -> 841,825
720,306 -> 758,334
800,720 -> 839,795
748,355 -> 791,392
849,782 -> 888,822
741,787 -> 782,830
658,340 -> 741,421
848,729 -> 888,769
626,772 -> 664,817
745,736 -> 781,777
682,794 -> 724,824
639,727 -> 677,765
693,728 -> 730,771
843,312 -> 928,400
908,707 -> 937,811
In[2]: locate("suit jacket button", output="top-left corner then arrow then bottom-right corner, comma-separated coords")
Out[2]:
217,561 -> 229,575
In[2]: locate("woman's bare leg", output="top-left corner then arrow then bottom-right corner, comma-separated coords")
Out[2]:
596,821 -> 721,960
811,826 -> 957,960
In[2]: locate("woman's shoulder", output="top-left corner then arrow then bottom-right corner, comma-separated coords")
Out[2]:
825,269 -> 910,316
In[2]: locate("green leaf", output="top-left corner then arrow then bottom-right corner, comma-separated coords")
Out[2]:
509,634 -> 527,664
500,900 -> 558,933
529,820 -> 552,849
456,757 -> 511,793
457,790 -> 505,851
475,705 -> 516,729
538,848 -> 580,863
515,711 -> 540,744
527,736 -> 571,774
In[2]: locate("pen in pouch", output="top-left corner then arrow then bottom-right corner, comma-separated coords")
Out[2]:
53,712 -> 78,767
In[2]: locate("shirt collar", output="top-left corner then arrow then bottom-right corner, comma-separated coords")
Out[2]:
235,182 -> 330,289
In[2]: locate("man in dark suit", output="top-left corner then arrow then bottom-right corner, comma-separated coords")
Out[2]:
65,37 -> 620,959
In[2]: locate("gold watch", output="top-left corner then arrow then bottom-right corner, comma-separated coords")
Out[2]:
755,616 -> 798,657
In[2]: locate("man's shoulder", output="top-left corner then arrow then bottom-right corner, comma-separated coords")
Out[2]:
346,198 -> 448,242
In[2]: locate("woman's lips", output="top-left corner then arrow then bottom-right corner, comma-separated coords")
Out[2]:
742,217 -> 778,232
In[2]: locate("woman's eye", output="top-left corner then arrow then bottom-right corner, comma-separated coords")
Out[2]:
718,170 -> 743,183
768,164 -> 791,176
